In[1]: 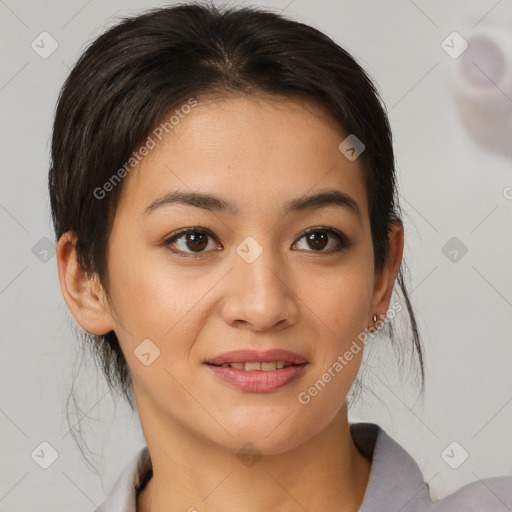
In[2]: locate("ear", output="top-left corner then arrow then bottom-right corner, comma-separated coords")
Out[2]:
370,221 -> 404,324
56,231 -> 114,335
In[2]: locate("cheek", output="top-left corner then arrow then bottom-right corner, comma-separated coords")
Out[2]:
105,238 -> 201,358
106,257 -> 202,399
312,255 -> 375,344
290,248 -> 374,394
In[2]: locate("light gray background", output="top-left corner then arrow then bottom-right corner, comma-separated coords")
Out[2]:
1,0 -> 511,510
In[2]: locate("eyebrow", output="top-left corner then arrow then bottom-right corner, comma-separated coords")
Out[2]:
142,189 -> 362,221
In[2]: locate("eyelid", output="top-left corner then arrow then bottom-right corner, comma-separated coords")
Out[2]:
295,225 -> 350,243
164,226 -> 217,242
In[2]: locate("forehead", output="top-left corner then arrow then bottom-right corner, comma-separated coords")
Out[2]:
115,95 -> 369,222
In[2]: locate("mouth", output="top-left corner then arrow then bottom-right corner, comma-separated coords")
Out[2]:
203,349 -> 309,392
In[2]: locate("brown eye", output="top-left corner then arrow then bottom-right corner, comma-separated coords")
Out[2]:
165,228 -> 220,257
293,227 -> 352,253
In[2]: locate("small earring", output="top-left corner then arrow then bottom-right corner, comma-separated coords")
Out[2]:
372,313 -> 378,324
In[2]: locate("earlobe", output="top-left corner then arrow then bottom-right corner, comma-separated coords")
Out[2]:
370,222 -> 404,319
56,231 -> 114,335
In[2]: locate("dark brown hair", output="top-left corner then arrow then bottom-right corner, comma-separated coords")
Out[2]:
49,1 -> 425,439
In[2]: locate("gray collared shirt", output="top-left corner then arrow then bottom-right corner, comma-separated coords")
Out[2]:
95,422 -> 512,511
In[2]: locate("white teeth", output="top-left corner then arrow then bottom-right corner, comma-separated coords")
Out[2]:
221,360 -> 291,370
244,361 -> 261,371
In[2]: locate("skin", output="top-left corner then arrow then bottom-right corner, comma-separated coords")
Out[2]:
57,95 -> 404,512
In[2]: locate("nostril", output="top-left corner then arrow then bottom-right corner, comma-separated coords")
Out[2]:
461,35 -> 505,86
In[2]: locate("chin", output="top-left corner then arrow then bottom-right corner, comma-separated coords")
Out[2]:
199,410 -> 324,457
218,429 -> 312,457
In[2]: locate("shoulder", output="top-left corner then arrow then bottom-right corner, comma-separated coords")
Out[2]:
351,422 -> 512,512
433,475 -> 512,510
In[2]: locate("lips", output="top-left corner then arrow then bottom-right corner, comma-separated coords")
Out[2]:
204,349 -> 308,368
204,349 -> 309,392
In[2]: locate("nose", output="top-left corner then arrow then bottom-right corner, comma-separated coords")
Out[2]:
219,245 -> 300,332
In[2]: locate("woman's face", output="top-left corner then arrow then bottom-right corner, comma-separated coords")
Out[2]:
99,95 -> 397,454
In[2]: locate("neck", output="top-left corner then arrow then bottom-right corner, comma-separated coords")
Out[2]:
136,402 -> 371,512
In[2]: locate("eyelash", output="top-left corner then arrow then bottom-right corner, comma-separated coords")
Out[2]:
163,225 -> 353,259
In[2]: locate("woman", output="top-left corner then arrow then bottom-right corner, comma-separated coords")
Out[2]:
49,3 -> 512,511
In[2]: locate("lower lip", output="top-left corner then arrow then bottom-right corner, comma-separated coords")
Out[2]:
204,363 -> 308,392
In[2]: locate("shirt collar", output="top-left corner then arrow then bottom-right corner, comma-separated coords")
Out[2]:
351,422 -> 430,511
